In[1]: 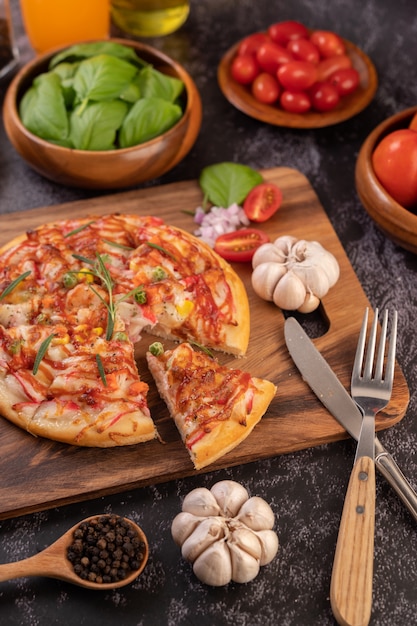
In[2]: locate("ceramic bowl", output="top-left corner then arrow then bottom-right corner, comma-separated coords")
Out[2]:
355,105 -> 417,253
3,39 -> 202,190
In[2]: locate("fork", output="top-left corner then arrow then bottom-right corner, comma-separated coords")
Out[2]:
330,308 -> 397,626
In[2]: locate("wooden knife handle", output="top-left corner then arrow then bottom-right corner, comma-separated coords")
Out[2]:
330,455 -> 375,626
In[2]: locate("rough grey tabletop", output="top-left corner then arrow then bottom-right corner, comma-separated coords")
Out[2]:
1,1 -> 417,625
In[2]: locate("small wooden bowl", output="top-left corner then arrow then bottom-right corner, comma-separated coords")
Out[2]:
355,106 -> 417,254
3,39 -> 202,190
218,36 -> 377,129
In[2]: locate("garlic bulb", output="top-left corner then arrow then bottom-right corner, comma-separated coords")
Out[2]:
171,480 -> 279,586
251,235 -> 340,313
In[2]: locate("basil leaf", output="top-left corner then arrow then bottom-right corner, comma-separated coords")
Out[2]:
70,100 -> 128,150
73,55 -> 138,109
199,162 -> 264,207
119,97 -> 182,147
120,79 -> 141,103
50,61 -> 78,82
137,65 -> 184,103
19,73 -> 69,142
49,41 -> 146,69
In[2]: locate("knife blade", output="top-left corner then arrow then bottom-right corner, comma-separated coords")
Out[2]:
284,315 -> 417,523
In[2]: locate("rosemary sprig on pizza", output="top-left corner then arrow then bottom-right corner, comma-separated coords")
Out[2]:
0,214 -> 275,467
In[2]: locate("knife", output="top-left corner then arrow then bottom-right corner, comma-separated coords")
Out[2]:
284,316 -> 417,523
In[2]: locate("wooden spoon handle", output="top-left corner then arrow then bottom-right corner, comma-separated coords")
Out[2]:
330,455 -> 375,626
0,552 -> 48,582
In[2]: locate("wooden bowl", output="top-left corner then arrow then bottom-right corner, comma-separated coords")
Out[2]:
218,36 -> 377,128
3,39 -> 202,190
355,106 -> 417,253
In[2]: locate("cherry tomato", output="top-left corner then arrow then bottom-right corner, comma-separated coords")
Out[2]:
231,54 -> 260,85
317,54 -> 352,81
409,113 -> 417,132
309,81 -> 340,111
310,30 -> 345,58
243,183 -> 283,222
280,90 -> 312,113
287,38 -> 320,64
252,73 -> 280,104
277,60 -> 318,91
329,67 -> 360,96
256,42 -> 293,75
372,129 -> 417,208
214,228 -> 270,262
238,32 -> 270,56
268,20 -> 309,46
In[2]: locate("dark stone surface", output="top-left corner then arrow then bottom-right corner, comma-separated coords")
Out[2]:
1,1 -> 417,624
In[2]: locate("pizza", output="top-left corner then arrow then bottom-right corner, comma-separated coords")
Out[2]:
0,213 -> 252,452
146,342 -> 276,469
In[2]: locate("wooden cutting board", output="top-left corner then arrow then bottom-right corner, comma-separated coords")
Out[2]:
0,167 -> 409,520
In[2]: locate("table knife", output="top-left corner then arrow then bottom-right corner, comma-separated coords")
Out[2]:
284,316 -> 417,523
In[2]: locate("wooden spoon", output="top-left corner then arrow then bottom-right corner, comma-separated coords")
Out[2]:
0,515 -> 149,590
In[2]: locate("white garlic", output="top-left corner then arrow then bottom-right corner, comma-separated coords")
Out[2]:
193,540 -> 232,587
210,480 -> 249,517
228,542 -> 261,583
251,262 -> 287,301
171,511 -> 203,547
237,496 -> 275,531
181,516 -> 226,563
171,480 -> 279,586
251,235 -> 340,313
254,529 -> 280,566
182,487 -> 221,517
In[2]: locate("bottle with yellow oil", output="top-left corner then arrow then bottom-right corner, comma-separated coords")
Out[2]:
111,0 -> 189,37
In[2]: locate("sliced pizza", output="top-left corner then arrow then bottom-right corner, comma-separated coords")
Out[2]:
0,214 -> 251,448
146,342 -> 276,469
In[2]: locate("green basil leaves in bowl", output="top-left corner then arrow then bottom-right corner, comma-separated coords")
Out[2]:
3,39 -> 202,189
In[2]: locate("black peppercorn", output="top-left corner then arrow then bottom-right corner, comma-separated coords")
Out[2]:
67,515 -> 146,584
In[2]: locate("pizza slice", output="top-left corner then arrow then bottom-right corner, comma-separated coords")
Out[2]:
146,342 -> 276,469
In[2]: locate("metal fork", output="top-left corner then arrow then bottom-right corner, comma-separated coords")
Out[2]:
330,308 -> 397,626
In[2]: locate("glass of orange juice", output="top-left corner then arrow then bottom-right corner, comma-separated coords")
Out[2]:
19,0 -> 110,54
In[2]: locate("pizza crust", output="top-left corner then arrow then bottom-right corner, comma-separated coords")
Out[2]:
0,376 -> 157,446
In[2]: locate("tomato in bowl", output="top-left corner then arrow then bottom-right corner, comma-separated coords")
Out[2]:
355,106 -> 417,254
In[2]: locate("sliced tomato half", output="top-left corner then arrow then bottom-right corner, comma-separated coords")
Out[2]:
214,228 -> 270,262
243,182 -> 283,222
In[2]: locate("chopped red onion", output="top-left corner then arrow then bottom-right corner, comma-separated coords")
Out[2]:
194,204 -> 250,247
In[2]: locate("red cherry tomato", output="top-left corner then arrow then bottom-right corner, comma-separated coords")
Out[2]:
287,38 -> 320,64
256,41 -> 293,75
252,72 -> 280,104
309,81 -> 340,111
329,67 -> 360,96
310,30 -> 345,58
268,20 -> 309,46
243,183 -> 283,222
214,228 -> 270,262
230,54 -> 260,85
280,90 -> 312,113
372,129 -> 417,208
277,60 -> 318,91
238,32 -> 270,56
317,54 -> 352,81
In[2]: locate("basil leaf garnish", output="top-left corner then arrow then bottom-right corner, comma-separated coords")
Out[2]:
199,162 -> 264,208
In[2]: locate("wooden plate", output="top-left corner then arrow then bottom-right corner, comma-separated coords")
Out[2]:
218,36 -> 378,128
